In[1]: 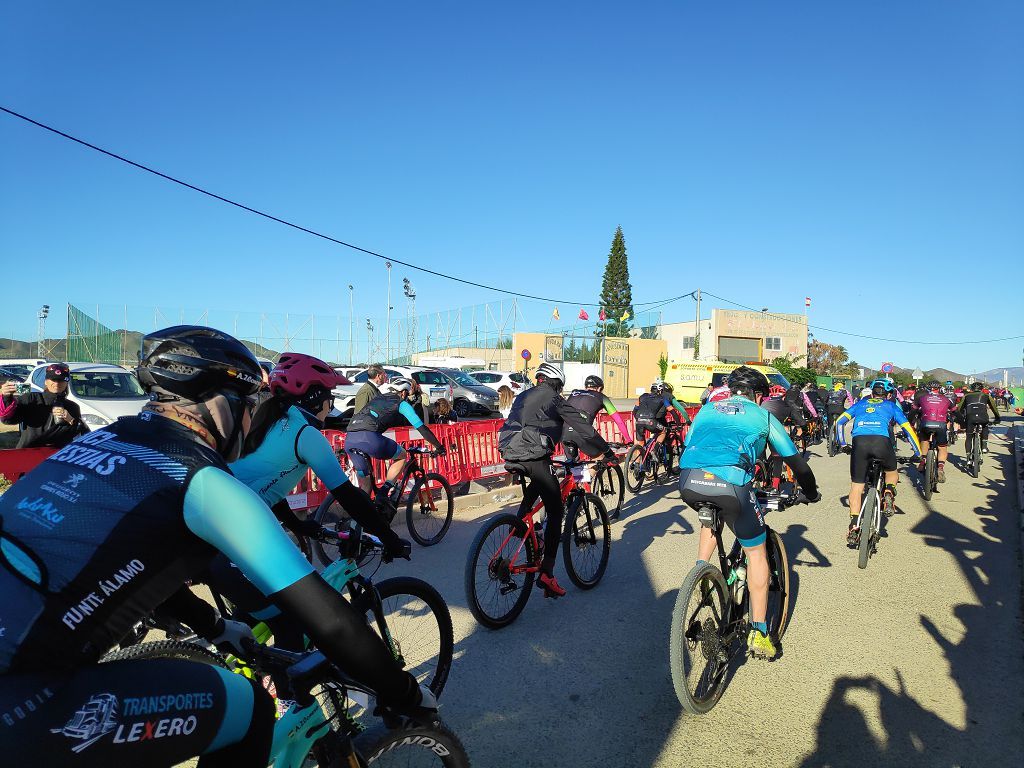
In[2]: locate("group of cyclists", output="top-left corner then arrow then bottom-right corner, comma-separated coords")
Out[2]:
0,319 -> 1012,766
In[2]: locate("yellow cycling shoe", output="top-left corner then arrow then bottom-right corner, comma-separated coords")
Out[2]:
747,629 -> 778,660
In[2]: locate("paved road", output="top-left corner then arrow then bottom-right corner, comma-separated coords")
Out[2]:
379,414 -> 1023,767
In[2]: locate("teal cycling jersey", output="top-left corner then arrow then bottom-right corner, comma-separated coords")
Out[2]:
679,396 -> 798,486
230,405 -> 349,505
835,397 -> 921,453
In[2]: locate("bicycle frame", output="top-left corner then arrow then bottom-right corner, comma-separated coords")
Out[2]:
855,460 -> 884,531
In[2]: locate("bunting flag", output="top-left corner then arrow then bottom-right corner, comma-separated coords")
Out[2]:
578,308 -> 589,321
599,309 -> 607,322
805,297 -> 811,307
551,307 -> 560,321
620,309 -> 631,322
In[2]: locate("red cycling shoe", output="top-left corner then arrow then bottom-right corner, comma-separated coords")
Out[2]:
537,572 -> 566,598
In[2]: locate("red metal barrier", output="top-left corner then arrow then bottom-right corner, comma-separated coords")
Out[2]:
453,418 -> 506,481
0,447 -> 57,483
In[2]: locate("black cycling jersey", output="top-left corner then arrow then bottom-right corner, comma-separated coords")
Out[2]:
346,393 -> 409,433
565,389 -> 604,423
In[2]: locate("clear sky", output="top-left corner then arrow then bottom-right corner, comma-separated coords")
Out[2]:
2,1 -> 1022,374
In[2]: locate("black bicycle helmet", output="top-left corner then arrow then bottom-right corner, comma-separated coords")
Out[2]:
726,365 -> 770,398
969,382 -> 983,392
137,325 -> 262,401
584,375 -> 604,389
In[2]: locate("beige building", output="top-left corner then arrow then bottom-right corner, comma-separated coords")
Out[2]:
661,309 -> 808,365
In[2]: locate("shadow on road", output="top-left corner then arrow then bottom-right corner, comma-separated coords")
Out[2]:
798,416 -> 1024,768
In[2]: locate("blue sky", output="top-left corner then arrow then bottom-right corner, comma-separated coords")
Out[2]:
2,1 -> 1022,374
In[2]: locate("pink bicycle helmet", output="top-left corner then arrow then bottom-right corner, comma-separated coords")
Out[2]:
269,353 -> 348,397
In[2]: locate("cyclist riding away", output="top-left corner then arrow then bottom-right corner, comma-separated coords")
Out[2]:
498,362 -> 603,599
835,378 -> 921,546
633,379 -> 692,470
678,366 -> 820,660
955,382 -> 1000,456
564,374 -> 632,455
345,376 -> 446,502
912,381 -> 955,483
0,325 -> 434,768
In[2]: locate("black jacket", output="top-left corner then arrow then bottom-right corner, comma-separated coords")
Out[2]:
499,383 -> 600,461
1,391 -> 88,449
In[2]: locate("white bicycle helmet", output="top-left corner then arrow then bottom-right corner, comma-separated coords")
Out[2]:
535,362 -> 564,384
387,376 -> 415,394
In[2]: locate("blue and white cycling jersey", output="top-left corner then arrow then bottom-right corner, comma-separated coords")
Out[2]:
679,396 -> 799,487
835,397 -> 921,452
231,405 -> 350,505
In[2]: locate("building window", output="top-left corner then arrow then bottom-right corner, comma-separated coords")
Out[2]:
682,336 -> 695,350
765,337 -> 782,352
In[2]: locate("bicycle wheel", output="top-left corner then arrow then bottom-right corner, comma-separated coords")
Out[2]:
593,461 -> 625,520
365,576 -> 454,697
970,435 -> 981,477
561,492 -> 611,589
668,562 -> 731,714
624,445 -> 646,494
354,721 -> 470,767
464,512 -> 537,629
405,472 -> 454,546
665,435 -> 682,477
764,527 -> 792,640
858,488 -> 878,569
923,450 -> 935,501
101,639 -> 230,667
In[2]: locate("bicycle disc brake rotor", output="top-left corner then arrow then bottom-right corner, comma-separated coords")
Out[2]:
489,555 -> 512,582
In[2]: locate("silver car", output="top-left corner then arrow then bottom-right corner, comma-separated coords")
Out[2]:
438,368 -> 499,418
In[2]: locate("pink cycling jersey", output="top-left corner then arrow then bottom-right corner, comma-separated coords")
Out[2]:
916,392 -> 954,425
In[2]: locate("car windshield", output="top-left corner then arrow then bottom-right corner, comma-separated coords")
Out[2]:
2,364 -> 32,378
70,372 -> 147,399
443,369 -> 480,387
415,371 -> 449,386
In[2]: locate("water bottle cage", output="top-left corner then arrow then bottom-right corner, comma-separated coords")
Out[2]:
697,505 -> 720,530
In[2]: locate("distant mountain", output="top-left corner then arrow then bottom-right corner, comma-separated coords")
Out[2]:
890,365 -> 967,384
976,366 -> 1024,386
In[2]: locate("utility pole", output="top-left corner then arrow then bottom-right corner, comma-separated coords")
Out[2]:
366,318 -> 373,361
385,262 -> 392,363
348,285 -> 354,365
403,277 -> 416,362
693,289 -> 701,361
37,305 -> 50,359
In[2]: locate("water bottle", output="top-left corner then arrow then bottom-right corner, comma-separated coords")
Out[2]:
733,565 -> 747,605
581,465 -> 593,484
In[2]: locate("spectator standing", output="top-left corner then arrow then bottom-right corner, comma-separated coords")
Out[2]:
497,386 -> 515,419
0,362 -> 88,448
354,363 -> 387,415
432,398 -> 459,425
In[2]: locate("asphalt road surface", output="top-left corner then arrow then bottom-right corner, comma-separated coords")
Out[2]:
378,414 -> 1023,768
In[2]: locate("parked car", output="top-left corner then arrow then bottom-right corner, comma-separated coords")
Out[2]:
0,359 -> 45,380
469,370 -> 531,394
0,366 -> 27,383
437,368 -> 499,417
349,366 -> 454,406
332,366 -> 366,381
28,362 -> 148,428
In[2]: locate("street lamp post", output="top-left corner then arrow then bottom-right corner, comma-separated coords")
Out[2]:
348,285 -> 354,365
366,318 -> 374,360
385,261 -> 392,363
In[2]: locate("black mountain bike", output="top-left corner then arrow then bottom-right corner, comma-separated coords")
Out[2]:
317,445 -> 454,546
965,421 -> 986,478
669,488 -> 809,714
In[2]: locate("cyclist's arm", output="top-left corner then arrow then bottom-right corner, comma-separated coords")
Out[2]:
891,405 -> 922,455
801,392 -> 818,418
834,407 -> 855,446
601,395 -> 633,443
183,467 -> 419,705
398,400 -> 444,451
666,396 -> 692,425
556,397 -> 602,443
767,414 -> 818,498
295,425 -> 402,546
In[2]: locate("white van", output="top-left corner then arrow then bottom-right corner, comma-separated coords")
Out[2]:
29,362 -> 149,428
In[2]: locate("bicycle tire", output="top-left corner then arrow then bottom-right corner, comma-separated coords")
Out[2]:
464,512 -> 536,629
101,639 -> 230,667
561,492 -> 611,589
624,445 -> 646,494
923,450 -> 935,501
594,461 -> 625,520
313,496 -> 379,569
665,434 -> 683,477
858,488 -> 877,569
367,576 -> 454,697
354,721 -> 470,767
764,527 -> 792,640
668,562 -> 731,714
405,472 -> 454,547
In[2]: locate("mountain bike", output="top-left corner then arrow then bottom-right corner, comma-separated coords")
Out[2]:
826,412 -> 843,457
965,421 -> 986,478
668,488 -> 810,714
318,445 -> 454,546
919,427 -> 941,502
845,450 -> 908,569
104,639 -> 470,767
624,421 -> 684,494
464,447 -> 611,629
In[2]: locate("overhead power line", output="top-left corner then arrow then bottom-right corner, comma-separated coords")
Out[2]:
702,291 -> 1024,346
1,105 -> 686,309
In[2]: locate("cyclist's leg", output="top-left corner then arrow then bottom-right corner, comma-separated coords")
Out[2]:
344,434 -> 375,495
980,422 -> 991,452
848,437 -> 869,523
0,658 -> 274,767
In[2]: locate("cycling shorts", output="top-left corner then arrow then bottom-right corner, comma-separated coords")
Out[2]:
344,431 -> 403,476
788,409 -> 808,428
917,421 -> 948,447
636,419 -> 666,441
0,657 -> 273,765
850,435 -> 897,481
678,468 -> 766,547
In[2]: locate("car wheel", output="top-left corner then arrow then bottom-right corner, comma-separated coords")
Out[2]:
453,399 -> 471,418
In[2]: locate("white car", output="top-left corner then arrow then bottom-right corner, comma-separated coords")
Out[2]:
28,362 -> 149,428
469,370 -> 532,394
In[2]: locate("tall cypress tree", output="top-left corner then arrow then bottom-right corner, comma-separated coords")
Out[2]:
598,226 -> 635,338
